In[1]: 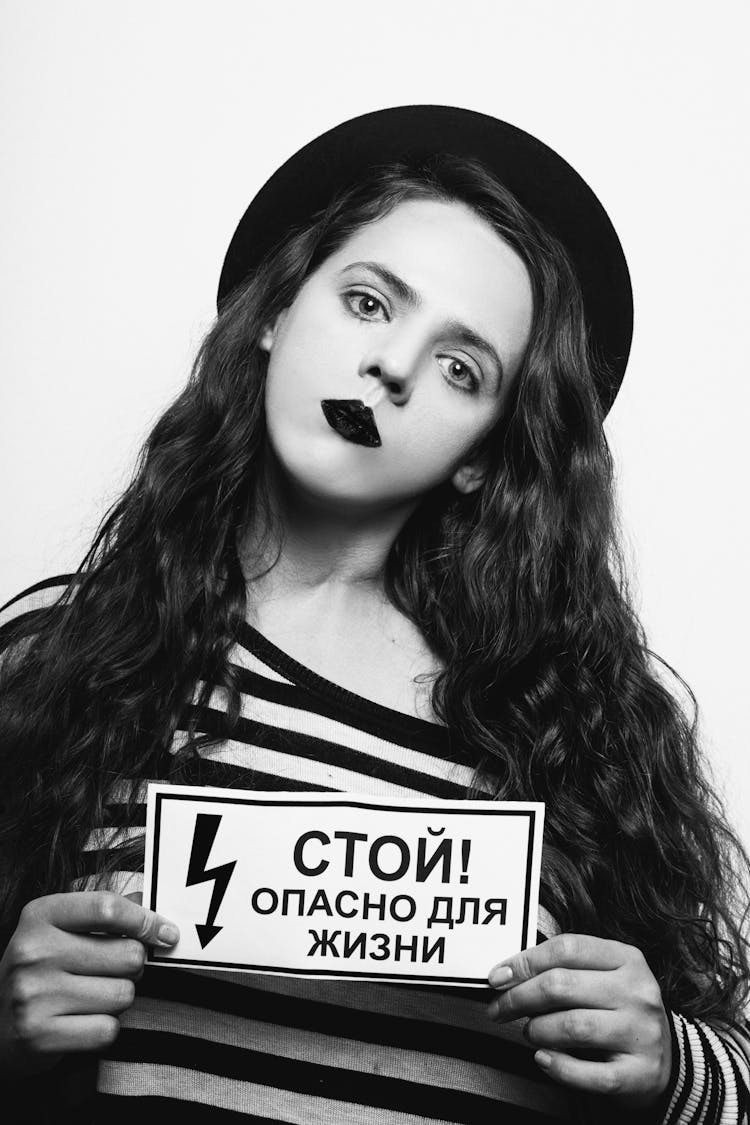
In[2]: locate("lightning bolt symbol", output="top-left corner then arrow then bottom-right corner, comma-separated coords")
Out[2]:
186,813 -> 237,949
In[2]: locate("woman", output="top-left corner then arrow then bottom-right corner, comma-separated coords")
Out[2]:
0,106 -> 748,1123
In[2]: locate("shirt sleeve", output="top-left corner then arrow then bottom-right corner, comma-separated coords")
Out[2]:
659,1010 -> 750,1124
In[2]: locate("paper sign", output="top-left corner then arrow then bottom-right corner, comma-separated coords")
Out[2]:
143,784 -> 544,986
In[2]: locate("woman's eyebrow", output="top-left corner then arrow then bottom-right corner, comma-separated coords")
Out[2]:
336,259 -> 505,386
337,260 -> 419,306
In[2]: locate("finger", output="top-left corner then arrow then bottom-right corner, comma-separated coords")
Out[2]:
34,1015 -> 122,1055
54,933 -> 147,979
532,1049 -> 633,1096
122,892 -> 147,968
26,892 -> 179,947
488,967 -> 620,1021
58,975 -> 137,1016
489,933 -> 634,989
524,1008 -> 631,1052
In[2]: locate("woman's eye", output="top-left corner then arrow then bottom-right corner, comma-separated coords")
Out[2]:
438,356 -> 480,394
343,290 -> 388,321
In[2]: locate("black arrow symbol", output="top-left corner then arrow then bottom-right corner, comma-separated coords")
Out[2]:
186,813 -> 237,949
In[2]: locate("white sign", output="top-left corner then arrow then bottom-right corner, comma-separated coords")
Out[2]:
143,784 -> 544,986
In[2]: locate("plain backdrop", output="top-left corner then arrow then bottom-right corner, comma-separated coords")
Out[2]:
1,1 -> 748,848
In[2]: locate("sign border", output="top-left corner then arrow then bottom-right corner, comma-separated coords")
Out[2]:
145,788 -> 541,985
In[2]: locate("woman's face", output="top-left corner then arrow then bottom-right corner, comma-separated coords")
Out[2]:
260,197 -> 533,512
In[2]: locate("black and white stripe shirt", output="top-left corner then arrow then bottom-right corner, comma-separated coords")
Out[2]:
1,577 -> 748,1124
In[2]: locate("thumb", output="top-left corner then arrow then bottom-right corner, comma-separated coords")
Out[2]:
124,892 -> 178,947
132,903 -> 180,948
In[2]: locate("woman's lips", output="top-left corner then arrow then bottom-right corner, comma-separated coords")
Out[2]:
320,399 -> 382,447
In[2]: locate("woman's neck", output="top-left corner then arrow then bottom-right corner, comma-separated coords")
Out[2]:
234,457 -> 442,720
238,455 -> 419,603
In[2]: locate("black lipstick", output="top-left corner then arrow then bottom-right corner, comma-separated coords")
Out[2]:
321,399 -> 382,447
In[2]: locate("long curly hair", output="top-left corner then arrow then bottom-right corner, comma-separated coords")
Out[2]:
1,155 -> 747,1026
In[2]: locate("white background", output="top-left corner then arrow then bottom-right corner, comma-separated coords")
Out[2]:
1,1 -> 748,849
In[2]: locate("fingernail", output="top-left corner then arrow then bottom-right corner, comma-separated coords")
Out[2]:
535,1051 -> 552,1069
156,922 -> 180,946
487,999 -> 500,1020
488,964 -> 513,988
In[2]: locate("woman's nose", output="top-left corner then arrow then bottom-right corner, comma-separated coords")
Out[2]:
358,332 -> 422,406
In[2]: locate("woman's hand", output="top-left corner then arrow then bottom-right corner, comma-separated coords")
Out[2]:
487,933 -> 672,1109
0,891 -> 180,1079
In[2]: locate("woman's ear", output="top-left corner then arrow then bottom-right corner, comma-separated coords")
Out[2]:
451,458 -> 488,495
259,309 -> 288,353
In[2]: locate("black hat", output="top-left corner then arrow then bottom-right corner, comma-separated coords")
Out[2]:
218,104 -> 633,414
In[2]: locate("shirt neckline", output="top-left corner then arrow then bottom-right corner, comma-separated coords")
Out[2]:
234,617 -> 450,743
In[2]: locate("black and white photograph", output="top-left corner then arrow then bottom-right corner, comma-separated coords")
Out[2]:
1,2 -> 748,1122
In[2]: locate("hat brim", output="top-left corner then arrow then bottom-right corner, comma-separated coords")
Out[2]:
218,104 -> 632,414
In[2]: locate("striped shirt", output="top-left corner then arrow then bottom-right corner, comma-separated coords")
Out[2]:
1,577 -> 749,1124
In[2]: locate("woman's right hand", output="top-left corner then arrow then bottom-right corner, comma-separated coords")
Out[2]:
0,891 -> 180,1078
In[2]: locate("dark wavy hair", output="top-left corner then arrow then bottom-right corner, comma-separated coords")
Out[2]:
1,155 -> 748,1026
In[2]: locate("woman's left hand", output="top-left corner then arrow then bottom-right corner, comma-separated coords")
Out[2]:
487,933 -> 672,1108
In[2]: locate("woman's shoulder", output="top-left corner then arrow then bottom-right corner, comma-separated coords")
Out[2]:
0,573 -> 78,656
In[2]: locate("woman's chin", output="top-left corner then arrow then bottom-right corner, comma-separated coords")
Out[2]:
264,425 -> 450,517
